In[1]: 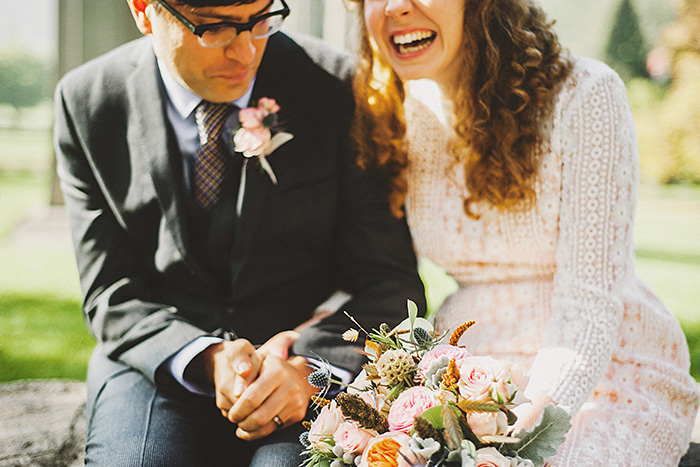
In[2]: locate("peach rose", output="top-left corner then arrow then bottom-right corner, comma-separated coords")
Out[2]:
466,411 -> 508,437
358,432 -> 418,467
308,400 -> 344,453
489,362 -> 527,405
475,447 -> 511,467
458,357 -> 520,404
388,386 -> 439,433
333,421 -> 374,455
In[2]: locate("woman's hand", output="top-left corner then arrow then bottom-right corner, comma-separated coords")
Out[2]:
510,390 -> 554,434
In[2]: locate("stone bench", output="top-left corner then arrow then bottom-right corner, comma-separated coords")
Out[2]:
1,380 -> 699,466
0,380 -> 86,467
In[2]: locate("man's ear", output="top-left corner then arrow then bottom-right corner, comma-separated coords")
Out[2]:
126,0 -> 153,35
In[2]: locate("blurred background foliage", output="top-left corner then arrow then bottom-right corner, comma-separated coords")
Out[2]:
543,0 -> 700,185
0,0 -> 698,382
0,49 -> 48,123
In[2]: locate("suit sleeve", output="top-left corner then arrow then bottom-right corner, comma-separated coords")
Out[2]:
54,80 -> 209,384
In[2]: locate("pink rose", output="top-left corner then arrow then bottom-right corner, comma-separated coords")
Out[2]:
475,447 -> 511,467
418,345 -> 471,378
257,97 -> 280,114
387,386 -> 439,433
233,126 -> 271,157
458,357 -> 520,404
466,411 -> 508,437
333,421 -> 373,454
308,400 -> 344,452
358,432 -> 419,467
238,107 -> 266,129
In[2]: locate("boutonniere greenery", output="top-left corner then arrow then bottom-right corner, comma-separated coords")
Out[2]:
232,97 -> 293,185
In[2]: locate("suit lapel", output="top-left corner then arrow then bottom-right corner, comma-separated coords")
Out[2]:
229,35 -> 289,282
121,36 -> 295,288
124,42 -> 197,273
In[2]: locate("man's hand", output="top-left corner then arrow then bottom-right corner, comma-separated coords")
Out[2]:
226,353 -> 318,440
196,330 -> 306,437
196,338 -> 261,419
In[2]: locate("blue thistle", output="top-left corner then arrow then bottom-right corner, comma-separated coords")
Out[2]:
413,327 -> 431,345
307,368 -> 331,389
299,431 -> 310,447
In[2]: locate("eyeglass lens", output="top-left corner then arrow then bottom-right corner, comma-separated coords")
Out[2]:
199,15 -> 284,47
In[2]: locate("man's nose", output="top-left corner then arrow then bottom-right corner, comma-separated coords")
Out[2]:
224,31 -> 256,64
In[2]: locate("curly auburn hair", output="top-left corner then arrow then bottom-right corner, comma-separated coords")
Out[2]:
350,0 -> 573,218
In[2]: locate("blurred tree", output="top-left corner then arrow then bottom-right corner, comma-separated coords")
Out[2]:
655,0 -> 700,183
0,49 -> 46,125
604,0 -> 651,81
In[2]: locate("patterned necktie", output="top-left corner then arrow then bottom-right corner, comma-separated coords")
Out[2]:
192,101 -> 235,210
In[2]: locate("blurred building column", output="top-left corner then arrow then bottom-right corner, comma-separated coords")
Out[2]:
51,0 -> 141,204
57,0 -> 141,78
285,0 -> 358,51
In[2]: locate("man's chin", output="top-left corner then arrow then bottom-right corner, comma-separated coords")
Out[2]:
200,84 -> 250,104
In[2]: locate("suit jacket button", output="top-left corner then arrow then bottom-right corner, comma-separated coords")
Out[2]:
226,306 -> 235,314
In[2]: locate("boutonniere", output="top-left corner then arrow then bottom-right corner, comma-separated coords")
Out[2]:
232,97 -> 293,185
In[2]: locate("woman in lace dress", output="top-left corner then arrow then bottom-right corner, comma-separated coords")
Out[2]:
349,0 -> 700,464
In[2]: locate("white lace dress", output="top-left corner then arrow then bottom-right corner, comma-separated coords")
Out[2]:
404,57 -> 699,466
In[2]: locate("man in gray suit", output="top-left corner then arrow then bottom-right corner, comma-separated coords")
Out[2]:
53,0 -> 425,465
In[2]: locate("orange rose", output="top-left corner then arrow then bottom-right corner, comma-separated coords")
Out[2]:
359,432 -> 417,467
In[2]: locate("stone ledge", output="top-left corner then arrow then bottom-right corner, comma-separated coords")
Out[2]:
0,380 -> 698,466
0,380 -> 86,467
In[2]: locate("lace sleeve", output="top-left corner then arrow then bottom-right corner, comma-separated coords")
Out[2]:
526,59 -> 639,415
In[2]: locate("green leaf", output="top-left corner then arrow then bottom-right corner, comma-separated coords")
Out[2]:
407,299 -> 418,327
506,408 -> 518,426
442,404 -> 463,452
386,381 -> 407,401
420,405 -> 447,429
505,404 -> 572,467
456,399 -> 502,413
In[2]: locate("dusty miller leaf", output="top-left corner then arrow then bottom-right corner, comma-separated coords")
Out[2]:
505,404 -> 571,467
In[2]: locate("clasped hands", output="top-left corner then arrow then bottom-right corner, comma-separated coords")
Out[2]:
200,331 -> 318,441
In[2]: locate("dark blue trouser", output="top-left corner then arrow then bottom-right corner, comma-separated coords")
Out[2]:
85,350 -> 305,467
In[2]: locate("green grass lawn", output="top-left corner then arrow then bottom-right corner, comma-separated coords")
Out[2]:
1,169 -> 698,382
0,170 -> 91,382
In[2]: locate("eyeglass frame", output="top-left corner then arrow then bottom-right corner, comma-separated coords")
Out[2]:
153,0 -> 290,47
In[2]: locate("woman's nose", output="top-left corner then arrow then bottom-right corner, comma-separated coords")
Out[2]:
384,0 -> 413,17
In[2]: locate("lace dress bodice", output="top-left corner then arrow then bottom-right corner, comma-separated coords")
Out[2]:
403,57 -> 699,466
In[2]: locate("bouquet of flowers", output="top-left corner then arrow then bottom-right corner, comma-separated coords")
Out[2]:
301,301 -> 571,467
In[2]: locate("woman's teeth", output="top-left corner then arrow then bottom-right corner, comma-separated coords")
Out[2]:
391,31 -> 436,54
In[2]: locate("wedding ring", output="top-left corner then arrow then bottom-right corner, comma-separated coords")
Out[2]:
273,415 -> 284,428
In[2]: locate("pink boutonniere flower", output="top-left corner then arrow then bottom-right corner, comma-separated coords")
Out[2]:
233,97 -> 293,185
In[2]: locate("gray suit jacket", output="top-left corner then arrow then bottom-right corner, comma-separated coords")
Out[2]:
54,32 -> 425,386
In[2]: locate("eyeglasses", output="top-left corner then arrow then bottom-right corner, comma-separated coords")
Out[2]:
154,0 -> 290,48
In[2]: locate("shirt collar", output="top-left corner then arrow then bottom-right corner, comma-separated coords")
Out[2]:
157,59 -> 255,118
